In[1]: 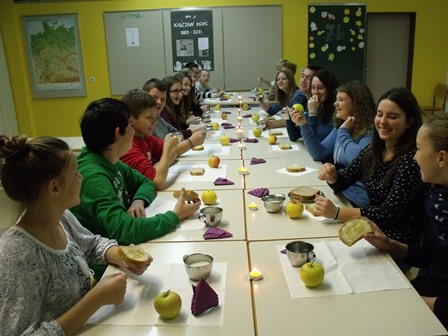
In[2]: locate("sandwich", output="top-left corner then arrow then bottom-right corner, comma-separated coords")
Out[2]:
289,186 -> 320,201
172,189 -> 199,202
286,164 -> 306,173
190,167 -> 205,176
338,217 -> 373,246
117,245 -> 151,267
192,144 -> 204,151
279,143 -> 292,150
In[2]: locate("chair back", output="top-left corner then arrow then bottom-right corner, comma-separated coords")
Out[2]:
433,83 -> 448,111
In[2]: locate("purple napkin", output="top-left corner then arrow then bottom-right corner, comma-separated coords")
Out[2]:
221,111 -> 232,114
203,227 -> 233,240
242,114 -> 253,118
229,138 -> 239,143
191,278 -> 219,316
248,188 -> 270,198
223,125 -> 235,129
244,138 -> 259,143
221,122 -> 232,126
214,178 -> 234,186
250,157 -> 266,165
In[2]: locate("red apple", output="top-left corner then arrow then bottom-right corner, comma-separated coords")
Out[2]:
154,289 -> 182,319
300,262 -> 325,288
208,155 -> 220,168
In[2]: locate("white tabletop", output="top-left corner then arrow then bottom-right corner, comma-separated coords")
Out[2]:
245,185 -> 352,241
77,241 -> 255,336
244,157 -> 325,189
249,238 -> 447,336
162,159 -> 244,191
148,189 -> 246,242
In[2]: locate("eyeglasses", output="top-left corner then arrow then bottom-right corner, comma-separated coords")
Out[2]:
169,89 -> 185,95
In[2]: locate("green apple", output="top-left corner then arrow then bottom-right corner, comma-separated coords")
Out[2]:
267,134 -> 277,145
258,88 -> 264,94
154,289 -> 182,319
220,134 -> 230,146
300,262 -> 325,288
251,114 -> 260,122
285,201 -> 304,219
208,155 -> 220,168
253,127 -> 262,138
202,190 -> 218,205
292,103 -> 305,113
221,112 -> 228,120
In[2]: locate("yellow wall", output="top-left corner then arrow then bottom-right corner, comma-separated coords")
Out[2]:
1,0 -> 447,136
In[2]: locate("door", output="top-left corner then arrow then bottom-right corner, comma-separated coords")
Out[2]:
0,31 -> 18,135
365,13 -> 415,102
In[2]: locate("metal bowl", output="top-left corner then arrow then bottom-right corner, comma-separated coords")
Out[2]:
261,194 -> 286,213
183,253 -> 214,281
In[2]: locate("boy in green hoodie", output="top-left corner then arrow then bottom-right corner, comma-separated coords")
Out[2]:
71,98 -> 200,277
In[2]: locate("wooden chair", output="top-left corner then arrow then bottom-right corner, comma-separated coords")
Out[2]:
421,83 -> 448,118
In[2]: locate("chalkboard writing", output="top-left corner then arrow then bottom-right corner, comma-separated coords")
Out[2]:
171,10 -> 214,72
308,4 -> 366,85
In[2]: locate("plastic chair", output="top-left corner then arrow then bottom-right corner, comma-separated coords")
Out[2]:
421,83 -> 448,118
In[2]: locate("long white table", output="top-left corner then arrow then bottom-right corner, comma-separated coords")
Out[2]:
77,241 -> 255,335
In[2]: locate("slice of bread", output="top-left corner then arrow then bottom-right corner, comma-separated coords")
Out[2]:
117,245 -> 151,267
339,217 -> 373,246
279,143 -> 292,150
269,130 -> 284,136
286,164 -> 306,173
289,186 -> 320,201
172,190 -> 199,202
192,145 -> 204,151
305,203 -> 318,216
190,167 -> 205,176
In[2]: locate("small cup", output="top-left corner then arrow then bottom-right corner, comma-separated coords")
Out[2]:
183,253 -> 214,281
173,132 -> 183,143
199,206 -> 223,227
285,241 -> 316,267
206,126 -> 214,139
258,119 -> 267,131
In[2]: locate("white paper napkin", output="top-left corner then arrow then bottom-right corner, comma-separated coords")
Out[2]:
278,240 -> 410,299
87,262 -> 228,326
275,166 -> 316,176
180,143 -> 231,158
166,164 -> 228,183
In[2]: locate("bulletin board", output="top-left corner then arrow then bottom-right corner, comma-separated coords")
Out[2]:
104,6 -> 282,95
307,4 -> 367,85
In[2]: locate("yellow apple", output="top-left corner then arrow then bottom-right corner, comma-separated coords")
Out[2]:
220,134 -> 230,146
253,127 -> 262,138
202,190 -> 218,205
267,135 -> 277,145
251,114 -> 260,122
215,104 -> 221,111
285,201 -> 304,219
258,88 -> 264,93
208,155 -> 220,168
211,122 -> 219,131
221,112 -> 228,120
154,289 -> 182,319
242,103 -> 249,110
293,103 -> 305,113
300,262 -> 325,288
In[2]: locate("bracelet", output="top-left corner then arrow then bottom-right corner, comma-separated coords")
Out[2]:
334,206 -> 340,220
187,138 -> 194,149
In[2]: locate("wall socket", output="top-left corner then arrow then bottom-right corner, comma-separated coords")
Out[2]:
89,76 -> 95,83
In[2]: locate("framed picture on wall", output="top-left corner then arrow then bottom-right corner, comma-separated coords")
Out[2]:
22,14 -> 86,99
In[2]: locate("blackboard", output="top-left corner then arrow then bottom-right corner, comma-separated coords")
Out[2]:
307,4 -> 367,85
104,6 -> 282,95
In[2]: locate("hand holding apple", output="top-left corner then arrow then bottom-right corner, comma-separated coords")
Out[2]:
300,262 -> 325,287
292,103 -> 305,113
154,289 -> 182,319
208,155 -> 220,168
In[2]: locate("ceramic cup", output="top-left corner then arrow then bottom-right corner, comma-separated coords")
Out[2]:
199,206 -> 223,227
285,241 -> 316,267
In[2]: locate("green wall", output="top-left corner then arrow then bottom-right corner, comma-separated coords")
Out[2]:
0,0 -> 447,136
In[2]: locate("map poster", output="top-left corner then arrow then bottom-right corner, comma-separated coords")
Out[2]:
170,10 -> 214,72
22,14 -> 86,99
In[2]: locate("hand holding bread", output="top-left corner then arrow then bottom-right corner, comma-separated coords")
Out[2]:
173,187 -> 202,220
117,245 -> 153,275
